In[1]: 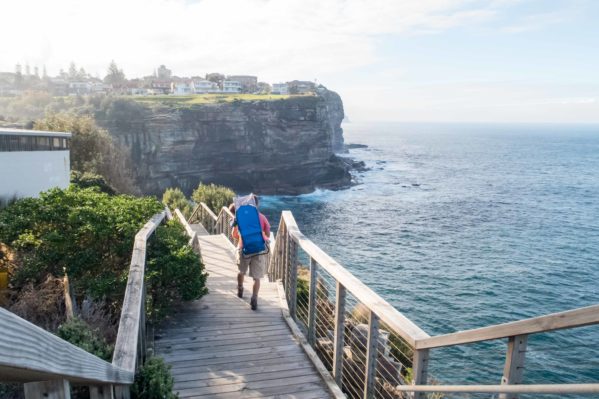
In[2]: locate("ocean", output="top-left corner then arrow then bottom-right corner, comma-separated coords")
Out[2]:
260,122 -> 599,394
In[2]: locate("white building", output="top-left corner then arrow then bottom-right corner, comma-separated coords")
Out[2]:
222,80 -> 242,93
171,81 -> 194,95
68,81 -> 92,95
0,128 -> 71,200
193,79 -> 219,94
272,83 -> 288,95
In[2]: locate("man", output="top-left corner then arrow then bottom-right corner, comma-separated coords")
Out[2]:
232,195 -> 270,310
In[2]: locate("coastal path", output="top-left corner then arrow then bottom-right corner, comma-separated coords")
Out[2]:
154,231 -> 337,399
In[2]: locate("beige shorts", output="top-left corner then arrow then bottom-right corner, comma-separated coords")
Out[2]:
236,249 -> 267,280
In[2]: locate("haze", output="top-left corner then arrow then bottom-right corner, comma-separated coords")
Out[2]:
2,0 -> 598,123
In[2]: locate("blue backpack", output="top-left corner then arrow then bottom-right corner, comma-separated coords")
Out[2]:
234,195 -> 269,258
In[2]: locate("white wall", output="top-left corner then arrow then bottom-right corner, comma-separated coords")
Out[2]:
0,151 -> 70,199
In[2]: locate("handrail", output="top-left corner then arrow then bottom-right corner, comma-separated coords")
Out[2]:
112,211 -> 167,374
188,203 -> 218,234
0,307 -> 132,384
192,202 -> 599,399
415,303 -> 599,350
0,209 -> 171,398
282,211 -> 429,346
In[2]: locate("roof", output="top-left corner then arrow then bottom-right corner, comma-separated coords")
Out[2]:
0,128 -> 72,138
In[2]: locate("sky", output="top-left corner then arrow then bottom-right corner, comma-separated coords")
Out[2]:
1,0 -> 598,123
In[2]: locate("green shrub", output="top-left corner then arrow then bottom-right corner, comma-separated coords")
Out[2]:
132,357 -> 178,399
57,317 -> 113,361
71,171 -> 116,195
146,220 -> 208,322
162,188 -> 192,218
191,183 -> 234,214
0,187 -> 163,307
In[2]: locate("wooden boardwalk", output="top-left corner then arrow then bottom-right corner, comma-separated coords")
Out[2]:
155,233 -> 333,399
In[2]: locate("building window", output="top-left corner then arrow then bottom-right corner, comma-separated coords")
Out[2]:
0,135 -> 71,152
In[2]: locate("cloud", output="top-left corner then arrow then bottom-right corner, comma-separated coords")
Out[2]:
502,9 -> 573,33
0,0 -> 496,80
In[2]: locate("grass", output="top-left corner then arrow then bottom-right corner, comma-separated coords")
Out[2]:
128,93 -> 314,106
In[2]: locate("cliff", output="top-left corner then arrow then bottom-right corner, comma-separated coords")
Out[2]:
94,89 -> 350,195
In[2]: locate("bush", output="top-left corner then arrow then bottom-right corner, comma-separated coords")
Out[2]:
162,188 -> 192,218
57,317 -> 113,361
146,220 -> 208,322
132,357 -> 178,399
191,183 -> 234,214
0,187 -> 163,308
71,171 -> 116,195
8,275 -> 66,331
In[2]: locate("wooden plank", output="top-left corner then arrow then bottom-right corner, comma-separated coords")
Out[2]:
308,257 -> 317,345
90,385 -> 114,399
174,366 -> 320,390
24,380 -> 71,399
160,338 -> 298,358
161,342 -> 302,363
170,354 -> 310,376
175,374 -> 323,397
155,326 -> 290,346
167,348 -> 306,369
178,382 -> 329,399
499,334 -> 528,399
281,211 -> 430,346
332,282 -> 346,387
392,383 -> 599,394
412,349 -> 429,399
363,311 -> 379,399
416,304 -> 599,350
0,308 -> 132,384
174,360 -> 318,382
112,212 -> 166,373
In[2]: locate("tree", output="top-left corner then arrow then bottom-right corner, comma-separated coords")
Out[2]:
191,183 -> 235,214
34,113 -> 139,195
78,67 -> 87,80
162,188 -> 192,218
104,60 -> 125,86
68,62 -> 78,80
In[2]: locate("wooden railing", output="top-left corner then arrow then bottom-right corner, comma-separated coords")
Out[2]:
0,209 -> 175,399
189,203 -> 237,245
111,210 -> 167,398
268,211 -> 599,399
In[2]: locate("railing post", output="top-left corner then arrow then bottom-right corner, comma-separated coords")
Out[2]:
332,281 -> 346,386
288,238 -> 298,320
364,310 -> 380,399
113,386 -> 130,399
307,257 -> 318,345
499,334 -> 528,399
24,380 -> 71,399
412,348 -> 430,399
90,385 -> 115,399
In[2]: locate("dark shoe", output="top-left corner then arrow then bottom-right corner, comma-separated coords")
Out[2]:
237,285 -> 244,298
250,296 -> 258,311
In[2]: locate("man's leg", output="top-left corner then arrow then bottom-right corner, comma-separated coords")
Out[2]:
252,278 -> 260,298
238,272 -> 245,296
237,249 -> 248,298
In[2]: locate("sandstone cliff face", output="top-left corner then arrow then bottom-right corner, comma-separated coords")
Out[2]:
95,90 -> 350,195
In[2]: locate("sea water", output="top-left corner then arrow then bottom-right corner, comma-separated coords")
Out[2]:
260,122 -> 599,392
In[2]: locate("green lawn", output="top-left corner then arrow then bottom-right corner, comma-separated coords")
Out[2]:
128,93 -> 314,105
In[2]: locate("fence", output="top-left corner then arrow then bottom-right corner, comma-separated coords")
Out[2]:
0,207 -> 200,399
195,204 -> 599,399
